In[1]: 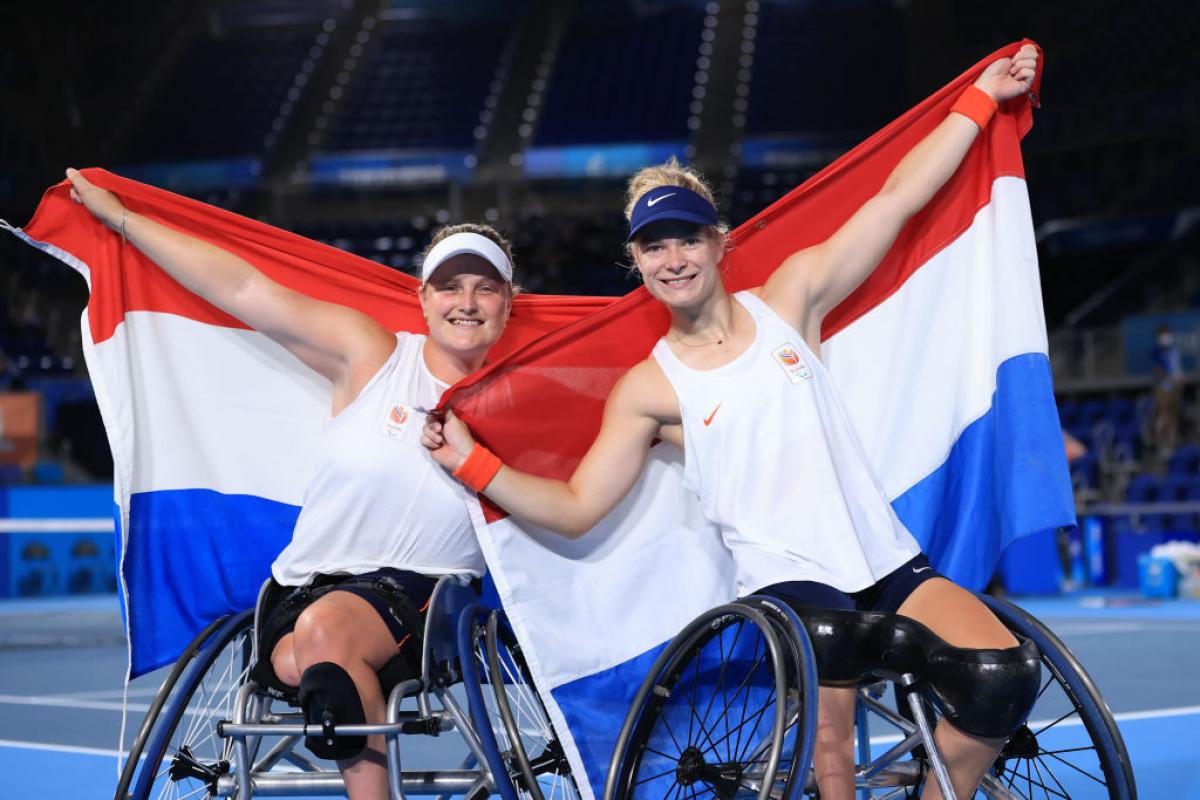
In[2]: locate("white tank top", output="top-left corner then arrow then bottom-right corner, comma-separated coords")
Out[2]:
272,333 -> 485,585
652,291 -> 920,595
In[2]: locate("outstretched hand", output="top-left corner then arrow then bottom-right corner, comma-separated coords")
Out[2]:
973,43 -> 1038,103
65,168 -> 126,230
421,409 -> 477,473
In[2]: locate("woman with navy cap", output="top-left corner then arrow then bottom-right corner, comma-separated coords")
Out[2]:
425,46 -> 1038,800
65,168 -> 512,800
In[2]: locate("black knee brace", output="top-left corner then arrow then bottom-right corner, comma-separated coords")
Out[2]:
298,662 -> 367,760
924,636 -> 1041,738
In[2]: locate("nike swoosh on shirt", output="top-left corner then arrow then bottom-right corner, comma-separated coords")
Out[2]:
703,403 -> 722,426
912,566 -> 932,574
646,192 -> 677,207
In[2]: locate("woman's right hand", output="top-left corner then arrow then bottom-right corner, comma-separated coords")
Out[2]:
65,168 -> 126,230
422,409 -> 477,473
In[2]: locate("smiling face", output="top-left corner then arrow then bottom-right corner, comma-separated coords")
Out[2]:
419,254 -> 512,360
631,220 -> 726,309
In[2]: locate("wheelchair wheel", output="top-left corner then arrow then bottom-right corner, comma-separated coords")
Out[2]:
604,603 -> 794,800
979,595 -> 1137,800
114,614 -> 232,800
739,596 -> 819,800
128,610 -> 255,800
459,604 -> 580,800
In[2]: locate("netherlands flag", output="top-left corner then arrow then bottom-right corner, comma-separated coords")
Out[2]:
5,40 -> 1070,799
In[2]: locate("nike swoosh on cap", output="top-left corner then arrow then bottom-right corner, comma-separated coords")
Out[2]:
646,192 -> 677,207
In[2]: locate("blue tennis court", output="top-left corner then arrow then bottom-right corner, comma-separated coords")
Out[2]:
0,590 -> 1195,799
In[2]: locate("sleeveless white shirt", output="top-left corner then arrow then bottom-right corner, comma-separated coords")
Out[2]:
272,333 -> 485,585
651,291 -> 920,595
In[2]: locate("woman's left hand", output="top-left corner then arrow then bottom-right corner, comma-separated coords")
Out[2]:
973,43 -> 1038,103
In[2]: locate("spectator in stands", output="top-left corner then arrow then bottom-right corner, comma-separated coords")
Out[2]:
0,347 -> 26,392
1064,430 -> 1087,463
1152,324 -> 1183,464
1057,431 -> 1089,590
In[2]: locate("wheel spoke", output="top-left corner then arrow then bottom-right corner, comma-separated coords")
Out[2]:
1041,750 -> 1108,785
1031,708 -> 1078,737
633,765 -> 682,786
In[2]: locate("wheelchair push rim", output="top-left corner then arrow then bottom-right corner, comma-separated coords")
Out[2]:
459,603 -> 580,800
486,609 -> 579,800
605,603 -> 792,800
129,609 -> 255,800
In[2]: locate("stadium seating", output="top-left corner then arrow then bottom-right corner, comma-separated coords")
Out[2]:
534,0 -> 703,146
745,0 -> 905,138
123,19 -> 332,163
325,10 -> 517,153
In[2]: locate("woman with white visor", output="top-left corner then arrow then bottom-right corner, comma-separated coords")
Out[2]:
67,167 -> 513,800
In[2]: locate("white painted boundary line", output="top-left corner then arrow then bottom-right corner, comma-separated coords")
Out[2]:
0,737 -> 124,758
0,694 -> 149,713
1052,621 -> 1200,635
0,518 -> 113,533
865,703 -> 1200,746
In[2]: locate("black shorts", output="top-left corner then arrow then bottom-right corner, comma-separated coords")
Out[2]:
757,553 -> 941,615
253,568 -> 436,692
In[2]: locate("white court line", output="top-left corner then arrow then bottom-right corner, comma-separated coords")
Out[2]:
52,687 -> 160,700
0,737 -> 124,758
1051,621 -> 1200,635
0,694 -> 150,713
866,703 -> 1200,745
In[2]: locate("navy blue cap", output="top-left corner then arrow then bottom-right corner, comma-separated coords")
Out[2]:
627,186 -> 719,242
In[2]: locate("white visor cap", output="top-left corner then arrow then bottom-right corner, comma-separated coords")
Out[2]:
420,232 -> 512,283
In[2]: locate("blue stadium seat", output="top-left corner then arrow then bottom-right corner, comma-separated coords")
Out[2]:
1125,473 -> 1159,503
1160,476 -> 1193,502
1168,444 -> 1200,476
1071,452 -> 1099,489
1078,400 -> 1105,428
1058,400 -> 1080,428
1107,397 -> 1136,426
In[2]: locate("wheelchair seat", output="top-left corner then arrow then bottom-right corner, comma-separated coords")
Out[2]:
248,576 -> 444,702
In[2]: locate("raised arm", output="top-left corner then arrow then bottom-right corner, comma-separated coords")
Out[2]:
423,361 -> 669,537
66,169 -> 395,397
762,45 -> 1039,336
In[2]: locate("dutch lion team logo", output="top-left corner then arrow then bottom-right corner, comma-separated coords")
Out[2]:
381,403 -> 411,439
772,342 -> 811,384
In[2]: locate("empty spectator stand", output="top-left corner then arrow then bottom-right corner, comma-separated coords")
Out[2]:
119,1 -> 343,165
323,4 -> 522,154
533,0 -> 704,147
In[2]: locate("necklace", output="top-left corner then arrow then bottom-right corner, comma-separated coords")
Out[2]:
669,332 -> 724,347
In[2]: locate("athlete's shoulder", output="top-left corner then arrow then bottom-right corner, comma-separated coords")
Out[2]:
610,357 -> 680,423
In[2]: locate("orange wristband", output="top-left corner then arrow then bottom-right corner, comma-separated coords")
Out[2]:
950,85 -> 998,130
453,443 -> 502,493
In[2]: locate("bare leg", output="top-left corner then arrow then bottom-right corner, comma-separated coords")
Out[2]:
896,578 -> 1017,799
291,592 -> 402,800
270,632 -> 302,688
811,685 -> 857,800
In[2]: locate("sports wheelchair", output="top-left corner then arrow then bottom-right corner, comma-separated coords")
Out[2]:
604,593 -> 1136,800
114,576 -> 580,800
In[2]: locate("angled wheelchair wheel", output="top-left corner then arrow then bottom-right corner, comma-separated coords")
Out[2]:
114,614 -> 233,800
459,604 -> 580,800
978,595 -> 1137,800
128,610 -> 255,800
740,596 -> 819,800
604,602 -> 793,800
